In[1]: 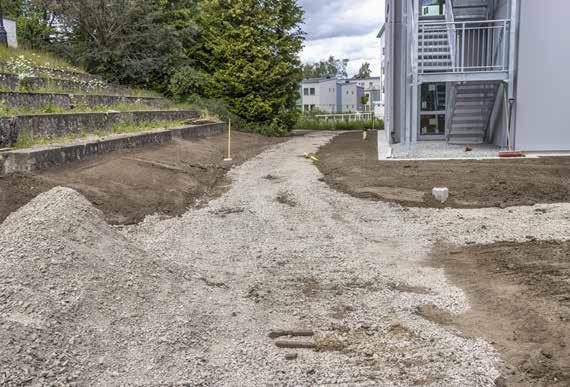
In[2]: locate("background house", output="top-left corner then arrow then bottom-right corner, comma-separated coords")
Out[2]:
379,0 -> 570,152
300,78 -> 369,113
353,77 -> 382,112
300,78 -> 340,113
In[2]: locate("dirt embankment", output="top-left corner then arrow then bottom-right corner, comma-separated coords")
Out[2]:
316,131 -> 570,209
0,131 -> 284,225
427,241 -> 570,387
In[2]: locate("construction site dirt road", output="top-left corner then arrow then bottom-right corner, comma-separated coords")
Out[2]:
1,132 -> 568,386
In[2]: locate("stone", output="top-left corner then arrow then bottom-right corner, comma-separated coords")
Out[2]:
285,353 -> 298,360
432,187 -> 449,203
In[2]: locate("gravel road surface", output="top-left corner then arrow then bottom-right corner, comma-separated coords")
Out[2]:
2,132 -> 568,386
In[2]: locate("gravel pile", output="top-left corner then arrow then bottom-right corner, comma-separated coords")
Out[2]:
0,187 -> 211,386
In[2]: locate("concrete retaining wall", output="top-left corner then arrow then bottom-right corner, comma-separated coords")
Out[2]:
0,73 -> 132,95
0,91 -> 167,110
0,122 -> 226,175
0,110 -> 200,147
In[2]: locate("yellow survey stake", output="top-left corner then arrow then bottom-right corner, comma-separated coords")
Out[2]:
303,152 -> 319,161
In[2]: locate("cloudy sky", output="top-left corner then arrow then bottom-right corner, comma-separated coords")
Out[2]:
298,0 -> 385,77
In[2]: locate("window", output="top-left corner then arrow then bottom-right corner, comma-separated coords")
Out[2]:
352,91 -> 354,95
369,82 -> 373,88
303,104 -> 309,111
303,88 -> 308,96
310,104 -> 315,110
310,88 -> 316,95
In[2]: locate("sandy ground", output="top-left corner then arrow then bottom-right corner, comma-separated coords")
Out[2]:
317,131 -> 570,209
0,131 -> 283,224
1,132 -> 569,386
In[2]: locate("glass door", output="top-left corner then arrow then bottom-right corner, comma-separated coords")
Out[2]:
419,83 -> 446,140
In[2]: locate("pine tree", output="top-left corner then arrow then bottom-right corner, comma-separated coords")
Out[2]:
193,0 -> 305,135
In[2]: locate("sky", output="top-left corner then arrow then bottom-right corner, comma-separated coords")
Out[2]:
298,0 -> 385,78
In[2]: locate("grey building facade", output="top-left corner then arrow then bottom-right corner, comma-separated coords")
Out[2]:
379,0 -> 570,152
300,78 -> 365,113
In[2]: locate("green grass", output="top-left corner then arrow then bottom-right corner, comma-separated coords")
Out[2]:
0,46 -> 84,73
0,81 -> 163,98
294,117 -> 384,131
0,101 -> 201,117
13,119 -> 189,149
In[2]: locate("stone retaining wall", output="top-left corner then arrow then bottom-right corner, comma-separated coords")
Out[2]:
0,91 -> 167,110
0,110 -> 200,147
0,123 -> 226,175
0,73 -> 132,95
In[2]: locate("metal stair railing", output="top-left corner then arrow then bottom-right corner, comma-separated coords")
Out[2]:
444,0 -> 457,70
418,19 -> 510,74
445,84 -> 458,142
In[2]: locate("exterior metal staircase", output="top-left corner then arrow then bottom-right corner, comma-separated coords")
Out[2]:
447,82 -> 500,144
451,0 -> 490,21
443,0 -> 501,144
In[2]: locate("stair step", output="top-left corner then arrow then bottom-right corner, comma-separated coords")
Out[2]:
419,48 -> 450,54
452,123 -> 486,130
452,117 -> 486,123
453,110 -> 488,116
448,137 -> 485,145
455,96 -> 495,102
457,87 -> 497,93
419,54 -> 452,60
449,129 -> 486,135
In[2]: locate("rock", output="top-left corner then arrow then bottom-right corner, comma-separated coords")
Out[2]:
274,340 -> 315,349
285,353 -> 298,360
432,187 -> 449,204
269,329 -> 314,339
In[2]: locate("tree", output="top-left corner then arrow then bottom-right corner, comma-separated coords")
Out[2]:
354,62 -> 372,79
58,0 -> 184,89
302,56 -> 348,79
190,0 -> 305,136
2,0 -> 66,49
360,94 -> 370,107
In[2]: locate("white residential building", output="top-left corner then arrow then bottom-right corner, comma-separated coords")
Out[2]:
339,81 -> 365,113
300,78 -> 340,113
300,78 -> 366,113
353,77 -> 382,112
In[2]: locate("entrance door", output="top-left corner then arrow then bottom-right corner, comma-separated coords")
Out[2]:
418,83 -> 446,140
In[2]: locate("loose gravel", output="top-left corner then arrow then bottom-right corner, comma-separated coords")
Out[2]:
1,132 -> 568,386
390,141 -> 501,159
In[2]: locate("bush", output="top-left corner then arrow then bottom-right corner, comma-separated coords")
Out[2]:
168,66 -> 209,98
294,117 -> 384,131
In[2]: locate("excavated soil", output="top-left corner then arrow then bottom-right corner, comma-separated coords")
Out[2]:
430,241 -> 570,387
0,131 -> 283,225
316,131 -> 570,209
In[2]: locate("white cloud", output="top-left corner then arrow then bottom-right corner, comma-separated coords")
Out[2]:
301,31 -> 382,77
298,0 -> 385,77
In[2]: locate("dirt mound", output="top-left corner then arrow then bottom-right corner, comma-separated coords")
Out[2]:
0,187 -> 198,386
0,132 -> 284,225
316,131 -> 570,209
